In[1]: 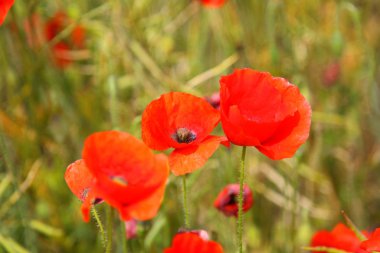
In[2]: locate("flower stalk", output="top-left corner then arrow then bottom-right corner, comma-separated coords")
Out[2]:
105,206 -> 114,253
237,146 -> 247,253
182,176 -> 190,229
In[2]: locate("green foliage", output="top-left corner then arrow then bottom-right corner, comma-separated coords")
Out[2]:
1,0 -> 380,252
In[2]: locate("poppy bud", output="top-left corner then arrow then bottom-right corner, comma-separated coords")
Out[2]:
214,184 -> 253,217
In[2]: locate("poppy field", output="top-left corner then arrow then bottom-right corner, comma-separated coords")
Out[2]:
1,0 -> 380,253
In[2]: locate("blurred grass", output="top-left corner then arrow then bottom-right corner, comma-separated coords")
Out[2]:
1,0 -> 380,252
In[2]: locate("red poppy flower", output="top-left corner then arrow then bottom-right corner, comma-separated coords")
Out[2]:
71,131 -> 169,222
205,92 -> 221,109
214,184 -> 253,217
164,231 -> 224,253
200,0 -> 226,8
360,228 -> 380,252
322,61 -> 341,87
0,0 -> 14,25
45,12 -> 86,68
142,92 -> 228,176
125,219 -> 138,239
310,223 -> 368,253
219,68 -> 311,160
65,159 -> 102,204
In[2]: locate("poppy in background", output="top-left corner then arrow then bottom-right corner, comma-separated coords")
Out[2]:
360,228 -> 380,252
125,219 -> 138,239
200,0 -> 226,8
68,131 -> 169,222
214,184 -> 253,217
164,231 -> 224,253
204,92 -> 220,109
219,68 -> 311,160
65,159 -> 102,205
310,223 -> 368,253
142,92 -> 228,176
0,0 -> 14,25
45,12 -> 86,68
322,61 -> 341,87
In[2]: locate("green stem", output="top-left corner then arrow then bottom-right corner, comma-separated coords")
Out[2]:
237,146 -> 247,253
92,206 -> 107,248
182,176 -> 190,228
105,206 -> 114,253
121,220 -> 128,253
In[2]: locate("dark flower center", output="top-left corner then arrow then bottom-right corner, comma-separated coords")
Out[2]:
225,193 -> 238,206
172,128 -> 196,144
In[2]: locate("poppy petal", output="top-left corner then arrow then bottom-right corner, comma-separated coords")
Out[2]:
82,131 -> 169,219
164,232 -> 224,253
0,0 -> 14,25
65,159 -> 96,202
200,0 -> 226,8
310,223 -> 364,253
256,93 -> 311,159
220,68 -> 311,159
169,136 -> 225,176
214,184 -> 253,217
119,177 -> 167,221
360,228 -> 380,251
142,92 -> 220,150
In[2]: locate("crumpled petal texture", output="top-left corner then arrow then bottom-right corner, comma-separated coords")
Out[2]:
164,232 -> 224,253
0,0 -> 14,25
220,68 -> 311,160
82,131 -> 169,221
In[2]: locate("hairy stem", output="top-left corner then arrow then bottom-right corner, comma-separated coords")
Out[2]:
105,206 -> 113,253
237,146 -> 247,253
92,206 -> 107,247
182,176 -> 190,228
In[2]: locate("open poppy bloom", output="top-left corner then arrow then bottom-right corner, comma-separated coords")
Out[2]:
214,184 -> 253,217
65,159 -> 102,205
164,231 -> 224,253
220,68 -> 311,160
68,131 -> 169,222
199,0 -> 226,8
0,0 -> 14,25
142,92 -> 227,176
310,223 -> 368,253
45,12 -> 86,68
360,228 -> 380,252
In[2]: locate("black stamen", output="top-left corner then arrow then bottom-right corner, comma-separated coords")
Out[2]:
172,128 -> 196,144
